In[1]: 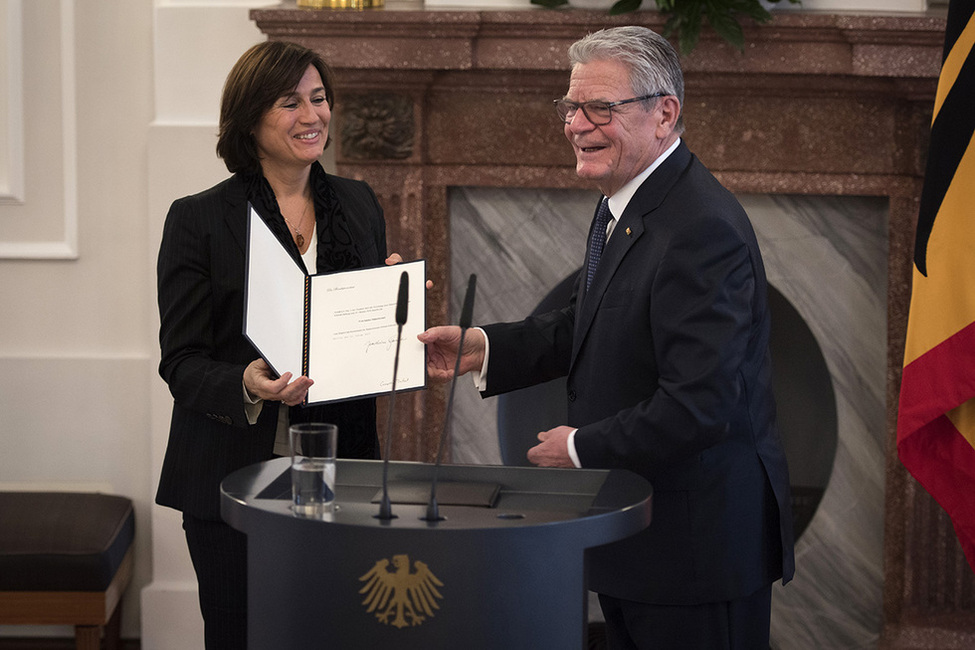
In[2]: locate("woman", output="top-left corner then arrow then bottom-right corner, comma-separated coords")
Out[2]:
155,41 -> 400,649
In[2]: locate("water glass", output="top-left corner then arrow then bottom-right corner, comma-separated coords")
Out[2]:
289,423 -> 337,516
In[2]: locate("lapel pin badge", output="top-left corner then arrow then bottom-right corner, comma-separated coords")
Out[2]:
625,227 -> 632,236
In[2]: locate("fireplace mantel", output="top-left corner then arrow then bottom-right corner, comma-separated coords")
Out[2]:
253,4 -> 945,76
252,5 -> 971,646
252,5 -> 945,253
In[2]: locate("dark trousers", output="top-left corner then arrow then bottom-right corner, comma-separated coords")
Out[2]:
182,513 -> 248,650
598,584 -> 772,650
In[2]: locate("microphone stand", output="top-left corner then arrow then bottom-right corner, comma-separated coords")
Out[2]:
376,271 -> 409,520
425,274 -> 477,522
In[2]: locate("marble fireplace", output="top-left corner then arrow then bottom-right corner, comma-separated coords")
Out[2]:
252,4 -> 974,647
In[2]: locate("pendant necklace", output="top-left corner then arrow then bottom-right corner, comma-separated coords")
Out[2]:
282,199 -> 311,250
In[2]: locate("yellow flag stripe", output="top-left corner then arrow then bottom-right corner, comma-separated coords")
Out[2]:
934,12 -> 975,122
946,398 -> 975,452
903,134 -> 975,366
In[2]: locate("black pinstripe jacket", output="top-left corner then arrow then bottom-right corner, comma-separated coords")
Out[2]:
155,167 -> 387,520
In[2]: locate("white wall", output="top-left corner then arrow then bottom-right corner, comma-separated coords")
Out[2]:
0,0 -> 154,641
0,0 -> 269,646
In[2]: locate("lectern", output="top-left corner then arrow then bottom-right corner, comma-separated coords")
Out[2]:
221,457 -> 652,649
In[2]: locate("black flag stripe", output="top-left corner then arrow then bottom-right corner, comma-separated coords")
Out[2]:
914,2 -> 975,276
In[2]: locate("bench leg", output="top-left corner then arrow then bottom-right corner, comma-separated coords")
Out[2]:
104,598 -> 123,650
74,625 -> 101,650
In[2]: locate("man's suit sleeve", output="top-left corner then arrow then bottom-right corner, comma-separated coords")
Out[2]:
481,306 -> 575,397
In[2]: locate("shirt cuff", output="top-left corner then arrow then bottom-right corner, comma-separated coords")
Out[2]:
243,380 -> 263,425
567,428 -> 582,468
472,327 -> 489,392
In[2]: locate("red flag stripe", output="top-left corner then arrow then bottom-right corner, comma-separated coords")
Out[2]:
898,320 -> 975,439
897,413 -> 975,569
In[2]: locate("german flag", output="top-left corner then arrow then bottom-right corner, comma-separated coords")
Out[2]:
897,0 -> 975,572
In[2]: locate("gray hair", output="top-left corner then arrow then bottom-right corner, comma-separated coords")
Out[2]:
568,26 -> 685,133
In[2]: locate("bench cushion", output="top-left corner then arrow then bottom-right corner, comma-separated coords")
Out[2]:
0,492 -> 135,591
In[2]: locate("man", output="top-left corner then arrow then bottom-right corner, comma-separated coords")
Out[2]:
419,26 -> 794,648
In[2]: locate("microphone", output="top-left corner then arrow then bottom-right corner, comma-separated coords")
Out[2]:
377,271 -> 409,520
424,273 -> 477,521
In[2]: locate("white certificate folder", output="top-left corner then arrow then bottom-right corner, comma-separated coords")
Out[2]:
244,204 -> 427,405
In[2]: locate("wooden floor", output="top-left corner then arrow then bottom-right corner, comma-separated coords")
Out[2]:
0,640 -> 140,650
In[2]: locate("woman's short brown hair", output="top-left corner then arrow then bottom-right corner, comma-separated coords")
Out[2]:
216,41 -> 335,174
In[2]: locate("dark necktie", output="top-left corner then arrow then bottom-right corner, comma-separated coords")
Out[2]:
586,197 -> 613,290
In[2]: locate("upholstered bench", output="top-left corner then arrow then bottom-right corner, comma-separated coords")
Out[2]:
0,492 -> 135,650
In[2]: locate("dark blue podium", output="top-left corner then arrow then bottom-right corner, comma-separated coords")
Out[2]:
221,457 -> 652,649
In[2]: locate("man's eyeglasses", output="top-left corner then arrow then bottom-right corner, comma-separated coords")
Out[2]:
554,94 -> 666,126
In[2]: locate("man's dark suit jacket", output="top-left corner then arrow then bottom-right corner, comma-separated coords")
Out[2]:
483,141 -> 795,606
155,171 -> 388,521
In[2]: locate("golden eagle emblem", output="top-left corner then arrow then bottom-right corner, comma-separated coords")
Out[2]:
358,554 -> 444,628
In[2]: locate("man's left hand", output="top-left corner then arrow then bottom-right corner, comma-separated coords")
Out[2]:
527,426 -> 575,468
